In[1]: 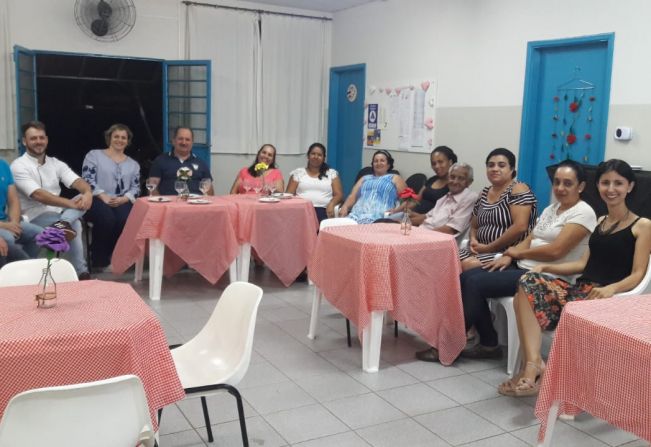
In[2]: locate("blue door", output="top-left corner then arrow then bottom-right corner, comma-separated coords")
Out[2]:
327,64 -> 365,194
163,60 -> 212,168
518,34 -> 614,209
13,46 -> 38,152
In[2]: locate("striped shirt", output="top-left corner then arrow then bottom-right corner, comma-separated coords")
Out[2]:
459,181 -> 537,264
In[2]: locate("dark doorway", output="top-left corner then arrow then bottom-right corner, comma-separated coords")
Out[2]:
35,53 -> 163,194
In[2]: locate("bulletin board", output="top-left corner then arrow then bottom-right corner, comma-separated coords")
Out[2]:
363,80 -> 436,153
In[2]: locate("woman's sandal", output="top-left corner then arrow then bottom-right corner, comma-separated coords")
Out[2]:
512,360 -> 545,397
497,378 -> 518,396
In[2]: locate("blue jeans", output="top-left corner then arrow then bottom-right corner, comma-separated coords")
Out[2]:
0,221 -> 43,259
31,209 -> 87,274
85,197 -> 132,267
460,266 -> 527,347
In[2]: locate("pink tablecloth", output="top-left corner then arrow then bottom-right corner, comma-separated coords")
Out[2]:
308,224 -> 466,365
221,195 -> 319,286
0,280 -> 185,429
112,196 -> 240,284
535,295 -> 651,443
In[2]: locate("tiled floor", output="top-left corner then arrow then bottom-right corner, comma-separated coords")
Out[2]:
97,267 -> 648,447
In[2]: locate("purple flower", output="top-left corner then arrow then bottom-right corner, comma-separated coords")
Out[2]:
36,227 -> 70,253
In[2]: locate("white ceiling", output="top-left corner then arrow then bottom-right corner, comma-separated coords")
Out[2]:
234,0 -> 382,13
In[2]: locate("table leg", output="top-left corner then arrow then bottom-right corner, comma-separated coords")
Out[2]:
538,400 -> 560,447
362,311 -> 384,373
228,259 -> 237,283
134,255 -> 144,282
307,287 -> 322,340
149,238 -> 165,301
237,243 -> 251,282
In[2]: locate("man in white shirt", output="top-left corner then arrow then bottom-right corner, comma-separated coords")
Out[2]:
416,162 -> 478,236
11,121 -> 93,278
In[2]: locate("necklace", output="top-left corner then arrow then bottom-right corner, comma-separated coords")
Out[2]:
599,210 -> 630,236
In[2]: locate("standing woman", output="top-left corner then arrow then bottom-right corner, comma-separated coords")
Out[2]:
339,150 -> 407,223
230,144 -> 284,194
502,159 -> 651,397
410,146 -> 457,226
81,123 -> 140,269
286,143 -> 343,222
459,148 -> 537,271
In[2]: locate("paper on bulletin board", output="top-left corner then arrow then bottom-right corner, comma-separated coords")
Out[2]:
363,80 -> 435,153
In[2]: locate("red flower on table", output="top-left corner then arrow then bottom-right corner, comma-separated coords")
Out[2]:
569,102 -> 580,112
584,133 -> 592,140
399,187 -> 418,201
566,134 -> 577,145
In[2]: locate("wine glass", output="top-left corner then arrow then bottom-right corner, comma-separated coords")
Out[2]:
243,179 -> 252,194
145,179 -> 156,196
268,184 -> 277,196
174,181 -> 185,201
252,181 -> 262,195
199,178 -> 212,196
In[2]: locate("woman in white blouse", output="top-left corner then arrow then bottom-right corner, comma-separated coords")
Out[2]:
286,143 -> 343,222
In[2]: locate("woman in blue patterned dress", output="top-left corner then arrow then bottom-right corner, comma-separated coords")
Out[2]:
339,150 -> 407,223
82,123 -> 140,269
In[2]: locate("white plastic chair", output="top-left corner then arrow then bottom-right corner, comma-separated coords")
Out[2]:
491,254 -> 651,377
308,217 -> 358,345
0,258 -> 78,286
167,282 -> 263,446
0,375 -> 155,447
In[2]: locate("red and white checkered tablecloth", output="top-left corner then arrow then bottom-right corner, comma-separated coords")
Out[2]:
0,280 -> 185,429
221,195 -> 319,286
308,223 -> 466,365
535,295 -> 651,443
112,196 -> 240,284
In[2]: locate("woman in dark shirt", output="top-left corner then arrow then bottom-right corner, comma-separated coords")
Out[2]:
409,146 -> 457,226
501,159 -> 651,397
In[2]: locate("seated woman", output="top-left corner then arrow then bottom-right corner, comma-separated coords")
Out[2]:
230,144 -> 284,194
81,123 -> 140,269
410,146 -> 458,226
417,160 -> 597,363
339,150 -> 407,223
501,159 -> 651,397
286,143 -> 343,223
459,148 -> 537,272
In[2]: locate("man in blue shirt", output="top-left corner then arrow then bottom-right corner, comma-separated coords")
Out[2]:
148,127 -> 213,196
0,159 -> 42,267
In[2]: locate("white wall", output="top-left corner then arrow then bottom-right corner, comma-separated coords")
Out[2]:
332,0 -> 651,190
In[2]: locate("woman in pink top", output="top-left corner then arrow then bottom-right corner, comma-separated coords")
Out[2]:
230,144 -> 284,194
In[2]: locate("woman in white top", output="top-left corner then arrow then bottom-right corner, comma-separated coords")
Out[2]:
286,143 -> 343,223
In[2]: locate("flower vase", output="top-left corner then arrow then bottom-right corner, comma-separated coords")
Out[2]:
36,267 -> 57,308
400,212 -> 412,236
181,181 -> 190,200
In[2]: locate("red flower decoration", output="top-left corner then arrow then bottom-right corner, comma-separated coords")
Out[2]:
566,134 -> 577,145
553,96 -> 559,102
584,133 -> 592,140
399,187 -> 418,201
569,102 -> 580,112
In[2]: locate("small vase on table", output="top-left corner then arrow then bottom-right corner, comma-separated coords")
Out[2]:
36,267 -> 57,308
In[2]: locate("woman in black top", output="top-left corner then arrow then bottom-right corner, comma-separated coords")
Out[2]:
500,159 -> 651,397
408,146 -> 457,226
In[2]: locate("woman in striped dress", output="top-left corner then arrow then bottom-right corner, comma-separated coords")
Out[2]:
459,148 -> 537,272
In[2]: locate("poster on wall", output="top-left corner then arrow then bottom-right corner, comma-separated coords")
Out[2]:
363,80 -> 435,153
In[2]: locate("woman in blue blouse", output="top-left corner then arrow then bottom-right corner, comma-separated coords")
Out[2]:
339,150 -> 407,223
82,123 -> 140,269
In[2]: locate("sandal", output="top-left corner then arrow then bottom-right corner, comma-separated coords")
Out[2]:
513,360 -> 545,397
497,377 -> 518,396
